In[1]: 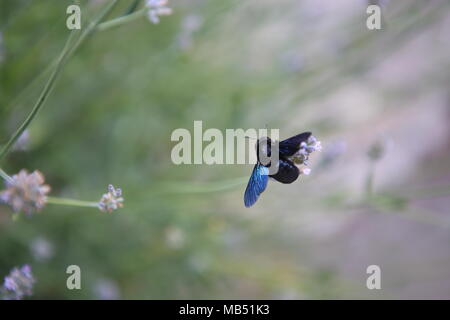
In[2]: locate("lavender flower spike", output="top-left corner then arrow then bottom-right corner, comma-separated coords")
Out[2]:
1,265 -> 35,300
289,135 -> 322,175
98,184 -> 124,213
146,0 -> 173,24
0,169 -> 50,215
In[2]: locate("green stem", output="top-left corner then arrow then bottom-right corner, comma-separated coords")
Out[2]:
68,0 -> 119,54
97,8 -> 147,32
0,0 -> 119,163
47,196 -> 98,208
0,32 -> 76,162
123,0 -> 142,16
3,1 -> 146,128
2,1 -> 128,118
0,168 -> 12,183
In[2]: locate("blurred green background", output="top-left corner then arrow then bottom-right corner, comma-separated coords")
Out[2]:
1,0 -> 450,299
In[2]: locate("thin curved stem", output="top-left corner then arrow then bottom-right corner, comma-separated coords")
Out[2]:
0,0 -> 119,163
0,168 -> 12,183
47,196 -> 98,208
0,31 -> 76,162
97,8 -> 147,32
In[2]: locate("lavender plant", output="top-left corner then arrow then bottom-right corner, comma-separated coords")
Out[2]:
0,0 -> 173,217
0,170 -> 50,216
1,265 -> 35,300
1,0 -> 449,300
98,185 -> 124,213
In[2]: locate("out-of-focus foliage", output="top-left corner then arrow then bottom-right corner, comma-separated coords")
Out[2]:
1,0 -> 450,299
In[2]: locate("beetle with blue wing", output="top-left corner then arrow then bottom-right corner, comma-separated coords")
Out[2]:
244,132 -> 321,207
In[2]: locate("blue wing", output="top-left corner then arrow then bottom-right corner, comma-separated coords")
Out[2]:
244,164 -> 269,207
